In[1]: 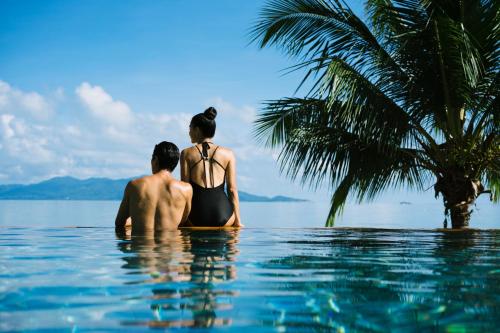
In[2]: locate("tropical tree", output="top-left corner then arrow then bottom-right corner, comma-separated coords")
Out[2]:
251,0 -> 499,228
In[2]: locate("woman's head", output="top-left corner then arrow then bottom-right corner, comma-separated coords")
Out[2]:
189,107 -> 217,143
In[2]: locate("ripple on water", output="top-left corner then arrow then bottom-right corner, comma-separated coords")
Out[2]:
0,227 -> 498,332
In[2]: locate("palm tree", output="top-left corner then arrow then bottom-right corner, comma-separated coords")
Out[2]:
251,0 -> 499,228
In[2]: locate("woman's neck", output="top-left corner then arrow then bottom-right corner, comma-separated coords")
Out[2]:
197,138 -> 213,144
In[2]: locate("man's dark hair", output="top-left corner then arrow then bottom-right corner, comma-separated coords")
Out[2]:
152,141 -> 180,171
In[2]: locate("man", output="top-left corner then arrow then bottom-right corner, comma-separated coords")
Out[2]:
115,141 -> 192,234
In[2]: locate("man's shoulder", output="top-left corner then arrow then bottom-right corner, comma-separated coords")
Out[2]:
171,179 -> 192,191
127,175 -> 153,191
169,179 -> 192,197
131,175 -> 152,185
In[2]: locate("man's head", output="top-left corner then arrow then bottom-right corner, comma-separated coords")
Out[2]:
151,141 -> 180,173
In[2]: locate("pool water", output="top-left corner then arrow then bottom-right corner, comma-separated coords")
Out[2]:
1,227 -> 498,332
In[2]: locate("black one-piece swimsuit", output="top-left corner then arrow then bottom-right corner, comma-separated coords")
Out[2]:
188,144 -> 234,227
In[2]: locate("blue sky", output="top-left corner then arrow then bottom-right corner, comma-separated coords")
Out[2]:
1,0 -> 439,203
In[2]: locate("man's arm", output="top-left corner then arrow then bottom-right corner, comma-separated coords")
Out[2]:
115,181 -> 132,231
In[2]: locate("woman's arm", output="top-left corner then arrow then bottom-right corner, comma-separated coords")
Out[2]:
178,150 -> 193,227
115,181 -> 132,232
226,151 -> 243,227
180,149 -> 190,183
178,183 -> 193,228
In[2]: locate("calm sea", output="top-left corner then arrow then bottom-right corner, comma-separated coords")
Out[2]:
0,199 -> 498,229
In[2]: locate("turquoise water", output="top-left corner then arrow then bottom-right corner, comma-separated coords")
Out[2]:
0,201 -> 498,331
1,227 -> 499,332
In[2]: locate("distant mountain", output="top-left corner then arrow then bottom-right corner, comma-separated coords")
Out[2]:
0,177 -> 129,200
238,192 -> 307,202
0,176 -> 307,202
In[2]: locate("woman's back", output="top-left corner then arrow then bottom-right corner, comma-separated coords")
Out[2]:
184,143 -> 229,188
182,106 -> 242,228
181,143 -> 235,227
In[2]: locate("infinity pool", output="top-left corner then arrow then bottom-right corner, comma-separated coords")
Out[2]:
1,227 -> 498,332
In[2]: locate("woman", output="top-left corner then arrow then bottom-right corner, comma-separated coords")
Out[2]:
180,107 -> 243,227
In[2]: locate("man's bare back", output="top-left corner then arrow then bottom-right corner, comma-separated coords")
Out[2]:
115,142 -> 192,234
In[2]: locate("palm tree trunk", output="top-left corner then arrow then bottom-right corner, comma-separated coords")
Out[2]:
449,203 -> 471,228
435,174 -> 483,229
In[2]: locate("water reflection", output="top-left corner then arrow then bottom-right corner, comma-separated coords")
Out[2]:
256,229 -> 499,332
116,229 -> 240,329
1,227 -> 498,331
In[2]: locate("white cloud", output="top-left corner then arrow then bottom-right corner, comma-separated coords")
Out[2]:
0,80 -> 53,120
200,97 -> 275,162
104,125 -> 136,143
54,87 -> 65,101
0,80 -> 195,183
64,125 -> 81,136
0,114 -> 15,139
0,81 -> 10,108
17,92 -> 47,112
237,175 -> 254,188
0,115 -> 54,164
240,105 -> 257,123
76,82 -> 133,128
206,97 -> 256,124
0,82 -> 304,197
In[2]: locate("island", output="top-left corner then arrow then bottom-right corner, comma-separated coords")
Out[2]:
0,177 -> 307,202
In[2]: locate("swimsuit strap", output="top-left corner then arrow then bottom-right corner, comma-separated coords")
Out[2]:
189,155 -> 203,171
209,146 -> 220,187
211,158 -> 226,171
211,145 -> 220,157
193,142 -> 213,158
201,142 -> 211,160
191,143 -> 225,188
191,144 -> 207,187
210,146 -> 224,168
189,145 -> 204,171
194,144 -> 204,158
198,142 -> 213,188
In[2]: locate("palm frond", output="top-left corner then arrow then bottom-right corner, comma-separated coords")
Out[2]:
253,97 -> 431,224
281,123 -> 430,225
252,0 -> 499,227
251,0 -> 409,100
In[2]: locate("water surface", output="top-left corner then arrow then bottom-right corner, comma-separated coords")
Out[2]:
1,227 -> 498,332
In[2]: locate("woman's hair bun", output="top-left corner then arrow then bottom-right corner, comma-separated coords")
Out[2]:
203,107 -> 217,120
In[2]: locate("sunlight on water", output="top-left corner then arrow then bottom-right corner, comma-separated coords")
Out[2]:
1,227 -> 498,332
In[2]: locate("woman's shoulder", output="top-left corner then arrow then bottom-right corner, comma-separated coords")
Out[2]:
180,146 -> 200,164
213,144 -> 233,153
181,144 -> 234,159
213,145 -> 235,160
181,145 -> 196,153
181,145 -> 199,156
